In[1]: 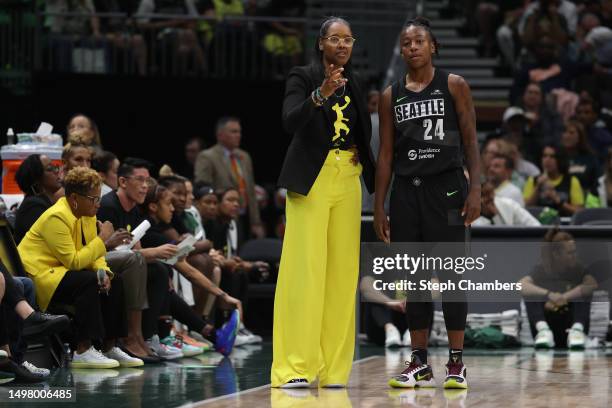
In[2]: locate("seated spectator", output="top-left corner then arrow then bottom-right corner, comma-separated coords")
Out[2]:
184,178 -> 204,237
498,107 -> 542,164
1,261 -> 69,381
520,0 -> 570,56
207,187 -> 268,345
140,179 -> 241,356
596,147 -> 612,207
495,0 -> 526,69
359,275 -> 409,348
561,119 -> 601,194
524,145 -> 585,216
13,154 -> 62,244
259,0 -> 305,63
473,182 -> 540,226
521,81 -> 564,147
17,167 -> 143,369
512,36 -> 589,103
91,150 -> 120,196
62,142 -> 93,175
576,97 -> 612,163
43,0 -> 105,73
135,0 -> 206,75
181,137 -> 204,180
519,228 -> 597,348
94,0 -> 148,75
487,154 -> 525,206
67,114 -> 102,148
481,137 -> 540,189
580,13 -> 612,68
158,175 -> 220,320
59,152 -> 155,361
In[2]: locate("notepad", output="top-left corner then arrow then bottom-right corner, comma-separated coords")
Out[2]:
115,220 -> 151,250
160,234 -> 197,266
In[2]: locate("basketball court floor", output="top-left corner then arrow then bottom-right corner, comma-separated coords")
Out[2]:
2,343 -> 612,407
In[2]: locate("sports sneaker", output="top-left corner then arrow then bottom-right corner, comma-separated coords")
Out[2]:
146,335 -> 183,360
534,321 -> 555,349
444,360 -> 468,389
215,309 -> 240,356
385,325 -> 402,348
567,322 -> 586,350
71,346 -> 120,369
402,329 -> 412,347
21,361 -> 50,377
280,378 -> 310,389
177,332 -> 212,351
161,335 -> 204,357
238,323 -> 262,344
389,353 -> 435,388
104,347 -> 144,367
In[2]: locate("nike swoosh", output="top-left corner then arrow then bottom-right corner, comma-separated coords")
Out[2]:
416,373 -> 429,381
396,96 -> 408,103
447,190 -> 458,197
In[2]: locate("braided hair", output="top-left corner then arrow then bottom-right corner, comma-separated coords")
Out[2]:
403,16 -> 440,57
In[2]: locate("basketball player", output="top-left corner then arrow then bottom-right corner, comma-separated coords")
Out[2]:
374,17 -> 481,389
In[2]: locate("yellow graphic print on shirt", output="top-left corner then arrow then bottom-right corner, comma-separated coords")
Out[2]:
332,96 -> 351,144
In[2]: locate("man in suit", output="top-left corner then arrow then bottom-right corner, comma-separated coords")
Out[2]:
194,117 -> 264,239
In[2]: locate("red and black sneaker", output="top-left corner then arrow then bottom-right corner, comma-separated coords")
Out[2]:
444,360 -> 468,389
389,354 -> 436,388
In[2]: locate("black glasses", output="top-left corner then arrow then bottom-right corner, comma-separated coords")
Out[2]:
77,192 -> 101,204
45,164 -> 60,173
323,36 -> 356,46
125,176 -> 151,185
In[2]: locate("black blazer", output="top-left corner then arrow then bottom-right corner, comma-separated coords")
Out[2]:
277,62 -> 376,196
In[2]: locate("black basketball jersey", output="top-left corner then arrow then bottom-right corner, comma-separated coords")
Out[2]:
391,69 -> 463,176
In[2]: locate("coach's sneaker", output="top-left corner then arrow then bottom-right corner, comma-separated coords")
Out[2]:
443,360 -> 468,389
71,346 -> 120,369
389,353 -> 435,388
567,322 -> 586,350
280,378 -> 310,389
385,324 -> 402,348
534,321 -> 555,349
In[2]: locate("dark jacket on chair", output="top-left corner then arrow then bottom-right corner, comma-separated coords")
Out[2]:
277,62 -> 376,196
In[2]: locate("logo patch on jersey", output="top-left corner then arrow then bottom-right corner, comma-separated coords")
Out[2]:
396,95 -> 409,103
395,99 -> 445,123
431,89 -> 443,95
408,150 -> 417,160
331,96 -> 351,145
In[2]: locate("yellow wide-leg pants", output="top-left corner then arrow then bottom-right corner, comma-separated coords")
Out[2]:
271,149 -> 362,387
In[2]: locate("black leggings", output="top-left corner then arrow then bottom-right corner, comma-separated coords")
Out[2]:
142,261 -> 171,340
390,171 -> 468,332
364,303 -> 408,346
50,270 -> 127,343
142,261 -> 207,339
525,300 -> 592,347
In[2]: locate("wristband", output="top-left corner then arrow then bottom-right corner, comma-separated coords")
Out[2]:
311,91 -> 323,107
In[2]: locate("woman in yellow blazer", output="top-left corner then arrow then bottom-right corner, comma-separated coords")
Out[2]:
18,167 -> 142,369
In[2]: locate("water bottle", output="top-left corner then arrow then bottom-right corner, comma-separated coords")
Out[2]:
62,343 -> 72,368
6,128 -> 14,145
